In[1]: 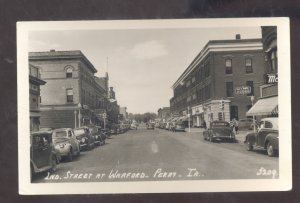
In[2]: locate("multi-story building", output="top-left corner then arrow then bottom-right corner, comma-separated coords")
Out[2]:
107,87 -> 120,123
170,35 -> 266,127
29,50 -> 101,129
29,64 -> 46,131
157,107 -> 171,122
119,107 -> 128,120
247,26 -> 278,117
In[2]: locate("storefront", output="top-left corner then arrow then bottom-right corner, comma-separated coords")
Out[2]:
191,105 -> 204,127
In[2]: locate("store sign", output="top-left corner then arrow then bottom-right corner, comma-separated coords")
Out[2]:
265,73 -> 278,84
235,86 -> 251,95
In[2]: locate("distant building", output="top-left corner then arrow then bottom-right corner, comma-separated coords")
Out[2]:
247,26 -> 278,118
29,50 -> 101,129
157,107 -> 170,121
170,35 -> 266,127
120,107 -> 128,120
29,64 -> 46,131
107,87 -> 120,123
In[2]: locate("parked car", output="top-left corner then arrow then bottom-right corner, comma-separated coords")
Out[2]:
99,127 -> 111,138
171,121 -> 185,132
74,126 -> 95,150
203,121 -> 235,142
30,131 -> 60,181
147,122 -> 155,130
245,117 -> 278,156
52,128 -> 80,161
165,122 -> 171,130
130,123 -> 138,130
238,118 -> 257,130
88,125 -> 105,146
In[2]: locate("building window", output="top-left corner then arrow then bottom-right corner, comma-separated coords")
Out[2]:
67,89 -> 73,102
245,58 -> 253,73
226,82 -> 234,97
270,49 -> 278,73
66,67 -> 73,78
246,81 -> 254,96
30,65 -> 40,78
186,80 -> 191,87
225,59 -> 232,74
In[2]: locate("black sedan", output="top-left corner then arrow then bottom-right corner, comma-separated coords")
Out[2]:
203,121 -> 235,142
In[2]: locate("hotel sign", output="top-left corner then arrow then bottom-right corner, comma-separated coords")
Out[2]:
265,73 -> 278,84
235,86 -> 251,95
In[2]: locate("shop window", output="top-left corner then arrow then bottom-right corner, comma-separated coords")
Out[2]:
67,88 -> 73,102
225,59 -> 232,74
226,82 -> 234,97
245,58 -> 253,73
246,81 -> 254,96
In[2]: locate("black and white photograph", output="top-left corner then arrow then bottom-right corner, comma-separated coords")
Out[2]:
17,18 -> 291,194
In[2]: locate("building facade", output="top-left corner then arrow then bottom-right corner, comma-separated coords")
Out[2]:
170,35 -> 266,127
247,26 -> 278,118
29,64 -> 46,131
29,50 -> 103,129
157,107 -> 171,122
119,107 -> 128,120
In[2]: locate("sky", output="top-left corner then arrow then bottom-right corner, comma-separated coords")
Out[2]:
29,27 -> 261,114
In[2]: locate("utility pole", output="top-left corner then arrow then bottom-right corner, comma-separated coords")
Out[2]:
188,106 -> 191,133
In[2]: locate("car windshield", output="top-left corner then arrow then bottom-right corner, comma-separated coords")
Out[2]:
212,122 -> 229,127
53,131 -> 67,138
74,129 -> 85,135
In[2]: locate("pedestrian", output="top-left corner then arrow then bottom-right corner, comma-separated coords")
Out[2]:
202,120 -> 207,129
230,118 -> 236,134
234,118 -> 239,134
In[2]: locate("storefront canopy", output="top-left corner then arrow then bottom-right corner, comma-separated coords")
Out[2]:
246,96 -> 278,116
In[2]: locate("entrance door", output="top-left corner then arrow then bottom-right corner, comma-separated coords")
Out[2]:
230,105 -> 239,120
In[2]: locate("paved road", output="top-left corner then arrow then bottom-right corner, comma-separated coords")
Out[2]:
33,125 -> 278,183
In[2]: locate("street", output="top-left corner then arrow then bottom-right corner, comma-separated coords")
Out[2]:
33,125 -> 279,183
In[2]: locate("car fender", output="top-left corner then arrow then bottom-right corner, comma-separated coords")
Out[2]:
245,132 -> 256,144
265,133 -> 279,150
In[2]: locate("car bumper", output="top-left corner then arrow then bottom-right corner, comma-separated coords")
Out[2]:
212,135 -> 235,139
55,148 -> 70,157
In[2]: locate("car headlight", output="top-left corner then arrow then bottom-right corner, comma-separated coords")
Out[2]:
81,138 -> 86,143
59,143 -> 65,148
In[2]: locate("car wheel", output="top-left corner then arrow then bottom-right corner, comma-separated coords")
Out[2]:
51,156 -> 57,172
67,149 -> 73,162
246,140 -> 253,151
267,142 -> 275,157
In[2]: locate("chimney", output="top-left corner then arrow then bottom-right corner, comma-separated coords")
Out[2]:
235,34 -> 241,40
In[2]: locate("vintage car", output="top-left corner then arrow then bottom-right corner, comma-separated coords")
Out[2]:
52,128 -> 80,161
244,117 -> 279,157
74,126 -> 95,150
30,131 -> 60,181
170,121 -> 185,132
147,122 -> 155,130
203,121 -> 235,142
238,118 -> 257,130
130,123 -> 138,130
87,125 -> 105,146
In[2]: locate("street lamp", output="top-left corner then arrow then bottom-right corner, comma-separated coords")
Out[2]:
74,110 -> 77,128
250,96 -> 256,133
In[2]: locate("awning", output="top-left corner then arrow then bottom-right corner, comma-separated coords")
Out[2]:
246,96 -> 278,116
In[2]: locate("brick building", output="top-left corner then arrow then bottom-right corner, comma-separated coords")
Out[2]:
29,64 -> 46,131
157,107 -> 171,122
29,50 -> 106,129
247,26 -> 278,117
170,35 -> 266,127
